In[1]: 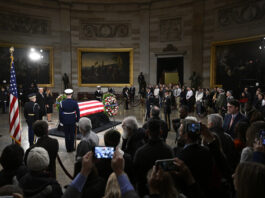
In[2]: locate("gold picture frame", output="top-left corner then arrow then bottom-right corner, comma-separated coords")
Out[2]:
78,48 -> 133,87
210,34 -> 265,88
0,43 -> 54,87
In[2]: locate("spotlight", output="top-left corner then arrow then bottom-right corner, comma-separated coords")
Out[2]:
30,48 -> 35,52
29,51 -> 41,61
40,49 -> 43,53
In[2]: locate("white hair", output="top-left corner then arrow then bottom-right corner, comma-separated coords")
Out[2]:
185,116 -> 198,122
207,113 -> 223,128
79,117 -> 92,134
122,116 -> 138,131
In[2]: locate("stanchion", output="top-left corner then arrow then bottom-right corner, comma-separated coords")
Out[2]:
74,126 -> 78,150
57,154 -> 74,180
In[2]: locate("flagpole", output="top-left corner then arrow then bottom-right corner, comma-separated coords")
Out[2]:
9,46 -> 22,145
9,47 -> 14,144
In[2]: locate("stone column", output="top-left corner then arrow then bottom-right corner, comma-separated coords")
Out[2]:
191,0 -> 204,75
139,3 -> 150,85
59,1 -> 71,92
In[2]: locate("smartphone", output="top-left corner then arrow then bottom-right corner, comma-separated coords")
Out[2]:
94,146 -> 114,159
187,123 -> 201,133
259,130 -> 265,145
155,159 -> 178,171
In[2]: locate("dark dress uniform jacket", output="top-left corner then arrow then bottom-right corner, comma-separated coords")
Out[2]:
24,101 -> 39,125
36,92 -> 46,118
59,98 -> 80,125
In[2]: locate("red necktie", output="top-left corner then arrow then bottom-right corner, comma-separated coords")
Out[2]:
229,115 -> 234,129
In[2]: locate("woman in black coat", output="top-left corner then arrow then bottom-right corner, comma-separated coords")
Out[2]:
45,88 -> 54,122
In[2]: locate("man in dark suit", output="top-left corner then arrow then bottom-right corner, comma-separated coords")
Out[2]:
129,86 -> 136,103
24,120 -> 59,178
223,99 -> 246,138
164,90 -> 172,130
123,87 -> 129,110
36,87 -> 46,120
143,106 -> 169,141
145,87 -> 154,121
134,119 -> 174,197
24,93 -> 39,146
59,89 -> 80,152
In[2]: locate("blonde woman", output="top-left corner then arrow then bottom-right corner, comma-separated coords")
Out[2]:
103,172 -> 121,198
45,88 -> 54,122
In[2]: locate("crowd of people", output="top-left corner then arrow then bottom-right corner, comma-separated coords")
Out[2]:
0,84 -> 265,197
0,80 -> 265,197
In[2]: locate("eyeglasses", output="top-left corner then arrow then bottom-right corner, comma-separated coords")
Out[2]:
227,105 -> 234,108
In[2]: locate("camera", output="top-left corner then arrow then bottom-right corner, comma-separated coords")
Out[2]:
155,159 -> 178,171
186,123 -> 201,133
94,146 -> 114,159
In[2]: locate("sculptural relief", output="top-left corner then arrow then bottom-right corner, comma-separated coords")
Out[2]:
80,22 -> 130,39
160,18 -> 182,42
0,12 -> 50,35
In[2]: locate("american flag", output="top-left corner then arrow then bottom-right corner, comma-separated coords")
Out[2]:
9,61 -> 21,144
78,100 -> 104,117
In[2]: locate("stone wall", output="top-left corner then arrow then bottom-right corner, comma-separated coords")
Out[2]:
202,0 -> 265,87
0,0 -> 265,94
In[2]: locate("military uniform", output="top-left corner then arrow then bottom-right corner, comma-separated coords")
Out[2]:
24,98 -> 39,146
59,90 -> 80,152
95,86 -> 103,101
36,91 -> 46,120
0,88 -> 8,114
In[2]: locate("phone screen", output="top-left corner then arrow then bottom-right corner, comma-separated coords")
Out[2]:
94,146 -> 114,159
259,130 -> 265,145
155,159 -> 177,171
187,123 -> 201,133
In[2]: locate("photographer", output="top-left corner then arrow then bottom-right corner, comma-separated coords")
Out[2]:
146,158 -> 205,198
63,150 -> 139,198
175,117 -> 213,198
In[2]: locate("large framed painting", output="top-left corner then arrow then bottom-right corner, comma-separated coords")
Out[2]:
0,44 -> 54,87
78,48 -> 133,87
210,35 -> 265,92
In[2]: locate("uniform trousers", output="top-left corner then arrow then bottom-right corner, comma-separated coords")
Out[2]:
28,124 -> 34,146
63,124 -> 75,152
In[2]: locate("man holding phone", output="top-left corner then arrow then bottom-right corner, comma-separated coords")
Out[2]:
176,117 -> 213,198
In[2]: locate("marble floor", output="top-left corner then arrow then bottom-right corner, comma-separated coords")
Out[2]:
0,102 -> 205,187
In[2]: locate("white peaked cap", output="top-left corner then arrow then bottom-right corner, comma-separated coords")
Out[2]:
64,89 -> 73,95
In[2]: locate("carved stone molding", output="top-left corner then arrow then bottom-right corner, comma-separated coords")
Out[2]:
0,12 -> 50,35
80,22 -> 130,39
217,1 -> 265,27
160,17 -> 182,42
163,44 -> 178,52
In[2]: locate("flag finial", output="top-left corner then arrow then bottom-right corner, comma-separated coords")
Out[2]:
9,46 -> 14,54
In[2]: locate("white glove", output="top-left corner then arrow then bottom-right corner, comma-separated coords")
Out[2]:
76,122 -> 79,127
59,123 -> 63,126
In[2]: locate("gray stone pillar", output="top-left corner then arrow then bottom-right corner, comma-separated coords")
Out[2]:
139,4 -> 150,85
59,2 -> 71,92
191,0 -> 204,76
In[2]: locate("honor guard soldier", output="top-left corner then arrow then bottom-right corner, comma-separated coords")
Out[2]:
59,89 -> 80,152
24,93 -> 39,146
95,86 -> 103,101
